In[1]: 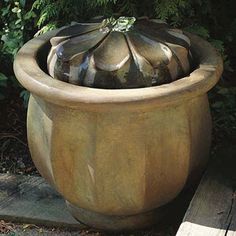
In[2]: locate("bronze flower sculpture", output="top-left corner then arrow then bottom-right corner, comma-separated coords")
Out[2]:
47,17 -> 193,88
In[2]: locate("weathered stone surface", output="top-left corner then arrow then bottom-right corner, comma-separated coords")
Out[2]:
27,93 -> 211,217
0,174 -> 86,229
13,29 -> 223,230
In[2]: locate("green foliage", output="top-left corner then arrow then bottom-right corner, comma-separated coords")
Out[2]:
31,0 -> 116,30
184,25 -> 210,39
20,90 -> 30,107
154,0 -> 190,24
209,86 -> 236,143
0,1 -> 36,59
0,73 -> 8,100
0,0 -> 235,114
0,0 -> 36,104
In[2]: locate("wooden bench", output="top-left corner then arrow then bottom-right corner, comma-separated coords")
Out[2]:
176,146 -> 236,236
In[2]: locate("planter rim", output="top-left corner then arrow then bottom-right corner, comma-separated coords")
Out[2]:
14,29 -> 223,108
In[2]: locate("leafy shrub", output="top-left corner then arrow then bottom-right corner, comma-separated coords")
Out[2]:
0,0 -> 235,106
209,86 -> 236,146
0,73 -> 8,100
0,0 -> 36,103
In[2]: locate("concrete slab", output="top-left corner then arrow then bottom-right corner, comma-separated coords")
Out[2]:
0,173 -> 191,235
0,174 -> 87,229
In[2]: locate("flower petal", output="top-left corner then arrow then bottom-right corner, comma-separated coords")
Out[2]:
127,31 -> 172,67
93,32 -> 130,71
166,43 -> 190,74
134,20 -> 190,49
56,29 -> 109,61
50,22 -> 103,46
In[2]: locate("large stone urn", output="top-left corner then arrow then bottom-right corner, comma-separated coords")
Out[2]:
14,17 -> 223,230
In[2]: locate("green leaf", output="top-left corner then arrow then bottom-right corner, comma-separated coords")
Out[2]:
15,18 -> 22,25
211,101 -> 224,109
24,11 -> 37,20
0,73 -> 8,81
217,88 -> 229,95
20,0 -> 26,7
0,73 -> 8,88
184,25 -> 210,39
20,90 -> 30,107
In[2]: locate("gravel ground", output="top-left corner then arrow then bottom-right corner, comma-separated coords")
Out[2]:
0,95 -> 38,176
0,220 -> 179,236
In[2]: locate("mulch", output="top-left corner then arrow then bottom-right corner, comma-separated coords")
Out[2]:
0,93 -> 37,176
0,220 -> 179,236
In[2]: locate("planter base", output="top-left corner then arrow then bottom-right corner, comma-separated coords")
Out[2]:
66,201 -> 168,231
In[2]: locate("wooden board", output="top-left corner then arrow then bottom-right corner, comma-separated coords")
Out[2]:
0,174 -> 87,229
176,146 -> 236,236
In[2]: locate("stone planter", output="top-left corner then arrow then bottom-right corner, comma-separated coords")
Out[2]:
14,29 -> 223,230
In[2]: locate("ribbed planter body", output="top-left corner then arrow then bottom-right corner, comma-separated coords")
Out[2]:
14,30 -> 223,230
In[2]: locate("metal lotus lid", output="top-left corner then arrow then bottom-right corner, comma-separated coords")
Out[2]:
47,17 -> 193,89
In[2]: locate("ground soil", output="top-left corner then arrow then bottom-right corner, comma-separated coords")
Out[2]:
0,221 -> 180,236
0,92 -> 37,176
